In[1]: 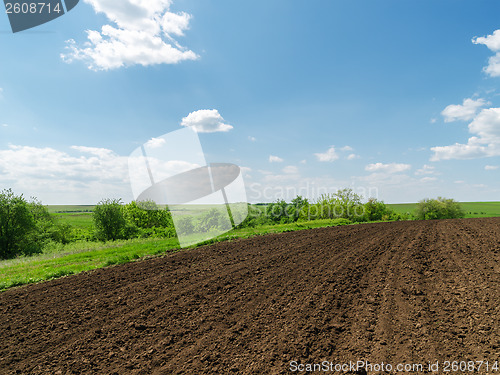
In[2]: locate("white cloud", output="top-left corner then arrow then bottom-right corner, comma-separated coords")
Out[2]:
340,145 -> 353,152
248,136 -> 256,142
473,30 -> 500,77
314,147 -> 338,162
485,165 -> 499,170
365,162 -> 411,173
0,144 -> 131,204
347,153 -> 360,160
61,0 -> 198,70
269,155 -> 284,163
180,109 -> 233,133
300,159 -> 307,164
282,165 -> 298,174
415,164 -> 437,175
1,124 -> 7,128
441,98 -> 488,122
144,137 -> 167,149
431,107 -> 500,161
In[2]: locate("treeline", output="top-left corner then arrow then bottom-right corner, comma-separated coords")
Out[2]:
240,190 -> 464,227
0,188 -> 465,260
239,188 -> 406,227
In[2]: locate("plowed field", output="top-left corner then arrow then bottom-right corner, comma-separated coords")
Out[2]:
1,218 -> 500,374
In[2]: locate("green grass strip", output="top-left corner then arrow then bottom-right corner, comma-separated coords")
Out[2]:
0,218 -> 350,292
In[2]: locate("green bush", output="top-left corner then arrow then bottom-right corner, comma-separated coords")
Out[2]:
265,196 -> 309,224
0,189 -> 44,259
176,216 -> 195,235
364,198 -> 399,221
266,199 -> 293,224
92,198 -> 127,241
198,208 -> 232,233
415,197 -> 465,220
301,189 -> 365,222
123,201 -> 173,229
237,204 -> 270,228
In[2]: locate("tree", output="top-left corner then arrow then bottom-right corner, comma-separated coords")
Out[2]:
304,189 -> 365,222
0,189 -> 43,259
364,198 -> 392,221
415,197 -> 465,220
123,200 -> 173,229
334,188 -> 365,221
289,195 -> 309,221
266,199 -> 293,223
199,208 -> 232,233
93,198 -> 126,241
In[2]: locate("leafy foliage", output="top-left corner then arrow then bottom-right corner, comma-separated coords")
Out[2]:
123,201 -> 173,229
0,189 -> 44,259
302,189 -> 365,222
198,208 -> 232,233
415,197 -> 465,220
92,198 -> 127,241
364,198 -> 394,221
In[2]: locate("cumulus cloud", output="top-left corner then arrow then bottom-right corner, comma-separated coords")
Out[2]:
180,109 -> 233,133
144,137 -> 167,149
61,0 -> 198,70
365,163 -> 411,173
473,30 -> 500,77
431,107 -> 500,160
485,165 -> 499,170
314,147 -> 338,162
441,98 -> 488,122
0,144 -> 131,204
269,155 -> 284,163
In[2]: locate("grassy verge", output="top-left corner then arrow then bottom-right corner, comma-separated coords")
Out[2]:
0,218 -> 350,292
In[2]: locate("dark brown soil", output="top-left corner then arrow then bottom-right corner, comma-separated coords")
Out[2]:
1,218 -> 500,374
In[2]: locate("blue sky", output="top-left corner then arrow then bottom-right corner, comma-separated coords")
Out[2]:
0,0 -> 499,204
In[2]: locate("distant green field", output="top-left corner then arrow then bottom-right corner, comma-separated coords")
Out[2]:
388,201 -> 500,218
47,205 -> 94,213
52,212 -> 94,228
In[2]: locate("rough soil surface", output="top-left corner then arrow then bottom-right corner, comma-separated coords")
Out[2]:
1,218 -> 500,374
